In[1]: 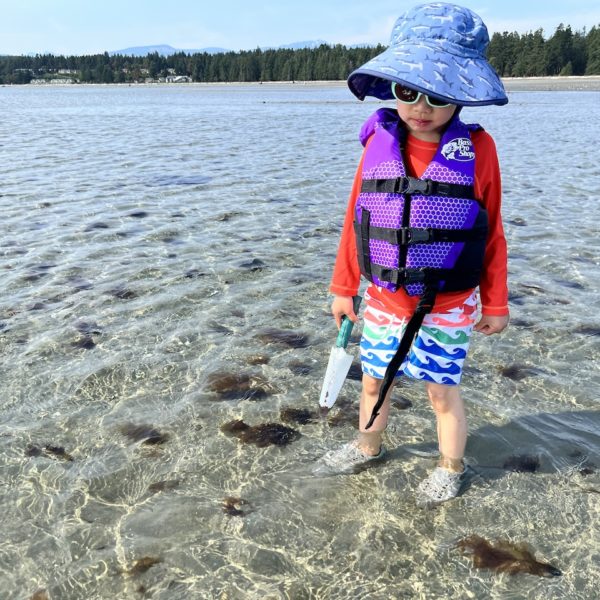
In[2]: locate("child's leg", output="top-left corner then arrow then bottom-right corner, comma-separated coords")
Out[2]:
425,382 -> 466,472
356,374 -> 394,455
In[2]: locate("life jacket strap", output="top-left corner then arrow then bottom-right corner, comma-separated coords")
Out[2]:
355,209 -> 373,280
357,223 -> 488,246
368,264 -> 479,288
364,284 -> 439,430
361,176 -> 475,199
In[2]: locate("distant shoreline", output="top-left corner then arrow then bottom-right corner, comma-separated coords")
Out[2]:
10,75 -> 600,91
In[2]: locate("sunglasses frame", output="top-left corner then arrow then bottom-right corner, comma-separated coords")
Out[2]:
391,82 -> 452,108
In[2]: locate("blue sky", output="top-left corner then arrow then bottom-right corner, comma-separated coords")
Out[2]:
2,0 -> 599,55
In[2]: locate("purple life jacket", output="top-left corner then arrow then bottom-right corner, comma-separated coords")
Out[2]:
354,108 -> 488,297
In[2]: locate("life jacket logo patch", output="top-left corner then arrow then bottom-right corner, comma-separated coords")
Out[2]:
441,137 -> 475,162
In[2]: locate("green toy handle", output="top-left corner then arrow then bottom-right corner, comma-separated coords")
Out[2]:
335,295 -> 362,349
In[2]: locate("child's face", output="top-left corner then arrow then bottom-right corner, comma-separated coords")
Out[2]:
396,96 -> 457,142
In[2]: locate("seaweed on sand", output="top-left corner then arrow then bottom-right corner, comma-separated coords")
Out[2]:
222,496 -> 250,516
119,423 -> 169,445
127,557 -> 162,575
205,371 -> 276,401
254,328 -> 309,348
503,454 -> 541,473
280,407 -> 317,425
457,535 -> 561,577
220,419 -> 300,447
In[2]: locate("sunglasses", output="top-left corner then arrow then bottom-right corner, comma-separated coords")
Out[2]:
391,82 -> 452,108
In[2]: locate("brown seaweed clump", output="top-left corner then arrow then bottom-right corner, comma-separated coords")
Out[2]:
26,443 -> 74,462
120,423 -> 169,445
205,371 -> 275,401
280,407 -> 317,425
222,496 -> 250,517
457,535 -> 562,577
220,419 -> 300,447
127,556 -> 162,576
255,328 -> 309,348
29,589 -> 49,600
498,364 -> 540,381
503,454 -> 541,473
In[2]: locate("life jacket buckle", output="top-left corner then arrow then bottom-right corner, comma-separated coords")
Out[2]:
400,227 -> 431,245
399,177 -> 433,195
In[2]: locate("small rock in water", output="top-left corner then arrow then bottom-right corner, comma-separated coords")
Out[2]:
287,360 -> 312,375
184,268 -> 206,279
498,364 -> 540,381
280,407 -> 317,425
148,479 -> 181,494
127,556 -> 162,575
508,217 -> 527,226
220,419 -> 300,447
215,211 -> 242,222
75,320 -> 102,335
128,210 -> 148,219
239,258 -> 267,271
107,285 -> 137,300
457,535 -> 561,577
246,354 -> 270,365
255,328 -> 309,348
85,221 -> 110,230
503,454 -> 541,473
120,423 -> 169,445
221,496 -> 250,516
72,335 -> 96,349
346,362 -> 363,381
392,396 -> 413,410
572,325 -> 600,337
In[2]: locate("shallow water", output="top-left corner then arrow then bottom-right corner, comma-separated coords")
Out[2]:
1,83 -> 599,599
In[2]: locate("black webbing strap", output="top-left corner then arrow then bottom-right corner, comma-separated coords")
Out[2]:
364,285 -> 439,430
361,176 -> 475,199
364,224 -> 487,245
355,209 -> 372,280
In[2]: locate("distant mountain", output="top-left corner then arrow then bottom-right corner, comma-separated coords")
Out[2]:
276,40 -> 329,50
109,44 -> 229,57
109,40 -> 333,57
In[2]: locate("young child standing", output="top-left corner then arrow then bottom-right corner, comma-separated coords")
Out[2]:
315,3 -> 510,505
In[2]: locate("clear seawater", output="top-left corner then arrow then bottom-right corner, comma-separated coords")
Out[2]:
1,83 -> 599,599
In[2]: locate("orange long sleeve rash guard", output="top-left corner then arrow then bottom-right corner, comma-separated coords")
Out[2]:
330,128 -> 509,318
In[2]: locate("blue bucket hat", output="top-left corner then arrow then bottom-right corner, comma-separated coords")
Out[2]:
347,2 -> 507,106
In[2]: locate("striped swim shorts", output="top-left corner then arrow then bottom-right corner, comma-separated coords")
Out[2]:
360,290 -> 478,385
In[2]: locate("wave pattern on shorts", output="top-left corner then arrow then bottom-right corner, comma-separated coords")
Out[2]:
360,295 -> 476,385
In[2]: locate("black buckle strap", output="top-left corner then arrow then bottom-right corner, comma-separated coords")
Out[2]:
360,177 -> 475,199
356,223 -> 487,246
399,177 -> 433,195
400,227 -> 432,244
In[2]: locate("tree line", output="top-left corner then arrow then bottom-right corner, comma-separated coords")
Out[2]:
1,23 -> 599,85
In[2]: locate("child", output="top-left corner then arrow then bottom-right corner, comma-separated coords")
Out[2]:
315,3 -> 510,505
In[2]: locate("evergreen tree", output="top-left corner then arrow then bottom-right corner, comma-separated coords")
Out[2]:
585,26 -> 600,74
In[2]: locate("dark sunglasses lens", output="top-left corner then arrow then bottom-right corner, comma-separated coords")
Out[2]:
428,96 -> 450,107
393,83 -> 418,102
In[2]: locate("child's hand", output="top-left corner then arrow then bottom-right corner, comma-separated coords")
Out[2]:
331,295 -> 359,329
474,314 -> 509,335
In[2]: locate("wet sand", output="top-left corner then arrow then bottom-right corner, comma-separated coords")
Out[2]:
20,75 -> 600,91
502,76 -> 600,91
